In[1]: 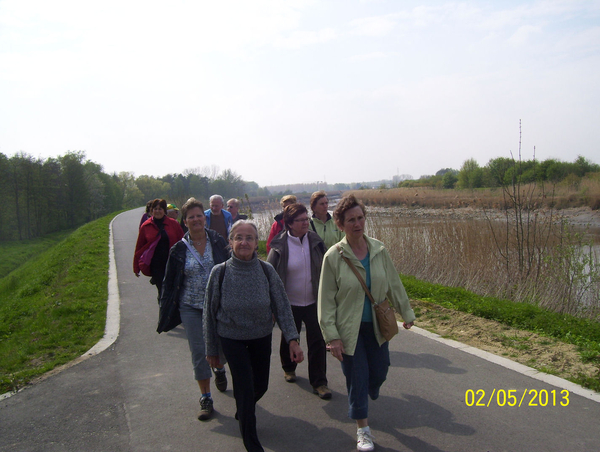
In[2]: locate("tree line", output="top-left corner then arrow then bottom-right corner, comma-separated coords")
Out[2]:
399,155 -> 600,190
0,152 -> 266,242
5,150 -> 597,241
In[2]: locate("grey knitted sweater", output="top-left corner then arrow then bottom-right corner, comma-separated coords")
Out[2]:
203,254 -> 300,357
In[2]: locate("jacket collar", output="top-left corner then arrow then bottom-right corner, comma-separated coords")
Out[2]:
336,235 -> 384,261
311,212 -> 332,224
270,230 -> 324,253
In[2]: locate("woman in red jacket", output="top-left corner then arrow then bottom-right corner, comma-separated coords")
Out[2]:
134,198 -> 184,298
266,194 -> 297,253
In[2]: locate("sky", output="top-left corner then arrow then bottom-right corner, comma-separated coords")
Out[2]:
1,0 -> 599,187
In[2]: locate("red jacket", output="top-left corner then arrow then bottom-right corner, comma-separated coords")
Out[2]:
133,216 -> 183,274
266,212 -> 285,254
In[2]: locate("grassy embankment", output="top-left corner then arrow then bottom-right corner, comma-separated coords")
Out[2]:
0,213 -> 114,394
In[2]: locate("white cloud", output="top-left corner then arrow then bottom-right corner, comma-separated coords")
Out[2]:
349,15 -> 397,36
508,24 -> 543,45
348,51 -> 391,61
273,28 -> 337,49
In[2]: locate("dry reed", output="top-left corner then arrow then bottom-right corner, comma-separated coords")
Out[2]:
347,173 -> 600,211
366,210 -> 600,320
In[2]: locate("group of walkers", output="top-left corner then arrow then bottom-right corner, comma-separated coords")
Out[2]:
133,191 -> 415,452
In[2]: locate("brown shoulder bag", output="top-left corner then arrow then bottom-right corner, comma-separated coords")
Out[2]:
337,246 -> 399,341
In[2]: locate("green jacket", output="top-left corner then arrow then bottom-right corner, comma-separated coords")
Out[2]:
310,214 -> 344,250
318,235 -> 415,356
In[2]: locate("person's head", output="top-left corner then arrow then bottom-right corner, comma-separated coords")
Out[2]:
280,195 -> 297,209
229,220 -> 259,261
151,199 -> 168,220
166,203 -> 179,220
226,198 -> 240,217
145,200 -> 153,214
181,198 -> 206,233
209,195 -> 224,215
333,194 -> 366,231
310,190 -> 329,218
283,203 -> 310,238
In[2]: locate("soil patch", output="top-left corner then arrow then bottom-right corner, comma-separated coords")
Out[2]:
409,299 -> 600,385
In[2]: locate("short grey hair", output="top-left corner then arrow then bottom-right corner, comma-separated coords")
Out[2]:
209,194 -> 224,204
227,198 -> 240,208
229,220 -> 259,241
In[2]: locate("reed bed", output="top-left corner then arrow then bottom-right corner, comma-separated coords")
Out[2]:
348,174 -> 600,210
366,211 -> 600,320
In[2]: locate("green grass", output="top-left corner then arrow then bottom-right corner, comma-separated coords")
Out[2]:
401,274 -> 600,391
257,240 -> 267,259
0,231 -> 73,279
0,214 -> 114,394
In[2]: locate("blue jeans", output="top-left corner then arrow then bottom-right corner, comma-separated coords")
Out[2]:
340,322 -> 390,420
179,302 -> 212,381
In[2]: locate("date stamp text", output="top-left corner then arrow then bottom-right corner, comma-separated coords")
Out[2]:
465,389 -> 569,407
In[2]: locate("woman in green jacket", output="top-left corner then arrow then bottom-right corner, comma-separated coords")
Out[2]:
309,190 -> 344,249
318,194 -> 415,452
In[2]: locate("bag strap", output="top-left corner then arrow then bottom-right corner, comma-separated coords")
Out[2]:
336,245 -> 377,306
182,237 -> 205,268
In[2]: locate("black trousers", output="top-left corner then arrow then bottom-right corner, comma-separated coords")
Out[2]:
279,303 -> 327,388
220,334 -> 272,452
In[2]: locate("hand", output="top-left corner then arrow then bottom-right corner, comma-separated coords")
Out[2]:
328,339 -> 345,362
289,340 -> 304,363
206,355 -> 220,367
403,321 -> 414,330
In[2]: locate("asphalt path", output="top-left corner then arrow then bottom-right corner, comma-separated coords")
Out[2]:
1,207 -> 600,452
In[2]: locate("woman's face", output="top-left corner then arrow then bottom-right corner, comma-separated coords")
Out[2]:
230,224 -> 258,261
313,197 -> 329,218
184,207 -> 206,234
339,205 -> 365,240
288,212 -> 310,238
152,205 -> 165,220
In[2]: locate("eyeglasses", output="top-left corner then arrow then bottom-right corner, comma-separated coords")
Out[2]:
293,218 -> 310,223
233,235 -> 256,243
227,205 -> 234,209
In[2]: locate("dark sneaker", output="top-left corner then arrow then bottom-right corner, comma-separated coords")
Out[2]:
214,368 -> 227,392
284,371 -> 296,383
313,385 -> 332,399
198,396 -> 213,421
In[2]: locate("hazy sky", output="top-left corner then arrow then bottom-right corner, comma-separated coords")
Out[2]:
1,0 -> 599,187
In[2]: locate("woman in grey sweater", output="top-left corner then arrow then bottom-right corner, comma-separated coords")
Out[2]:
204,220 -> 304,452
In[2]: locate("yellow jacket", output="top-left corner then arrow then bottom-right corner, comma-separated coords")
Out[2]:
318,235 -> 415,356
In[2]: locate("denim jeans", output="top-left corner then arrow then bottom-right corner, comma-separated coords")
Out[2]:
340,322 -> 390,420
179,302 -> 212,381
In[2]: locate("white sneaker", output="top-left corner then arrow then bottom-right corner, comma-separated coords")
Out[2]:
357,427 -> 374,451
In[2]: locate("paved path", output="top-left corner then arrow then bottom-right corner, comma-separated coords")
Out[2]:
1,208 -> 600,451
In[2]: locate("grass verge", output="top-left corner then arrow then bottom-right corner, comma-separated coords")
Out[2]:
402,274 -> 600,392
0,213 -> 114,394
0,230 -> 73,279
